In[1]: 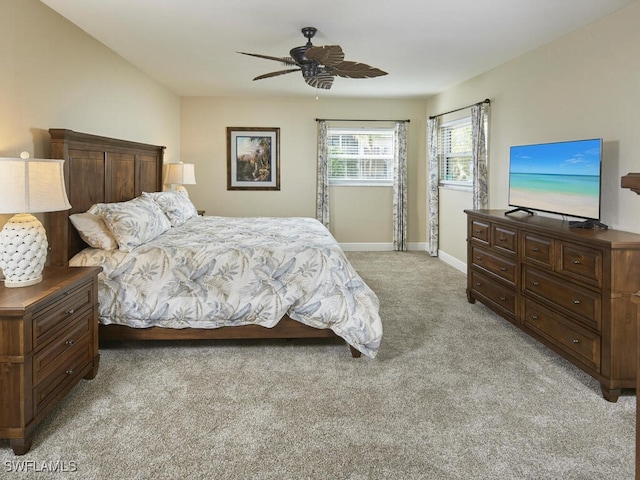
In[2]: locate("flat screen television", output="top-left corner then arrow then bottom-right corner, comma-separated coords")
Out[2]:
507,138 -> 606,228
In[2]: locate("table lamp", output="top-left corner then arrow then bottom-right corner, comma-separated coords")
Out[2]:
163,162 -> 196,197
0,153 -> 71,287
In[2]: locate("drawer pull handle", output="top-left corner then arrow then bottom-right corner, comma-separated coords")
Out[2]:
65,339 -> 75,347
476,255 -> 482,260
499,267 -> 506,271
573,259 -> 581,265
475,282 -> 481,287
499,236 -> 506,242
475,229 -> 482,234
65,369 -> 74,375
532,281 -> 539,286
572,339 -> 580,344
66,308 -> 75,315
531,247 -> 539,252
500,296 -> 506,301
531,315 -> 539,320
573,299 -> 581,305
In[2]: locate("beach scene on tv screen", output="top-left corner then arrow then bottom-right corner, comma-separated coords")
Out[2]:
509,139 -> 601,219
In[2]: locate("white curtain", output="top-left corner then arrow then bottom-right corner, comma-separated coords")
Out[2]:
427,116 -> 440,256
471,103 -> 490,209
316,120 -> 330,227
393,121 -> 408,251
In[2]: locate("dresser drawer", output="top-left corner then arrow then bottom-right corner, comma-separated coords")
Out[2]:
33,315 -> 91,385
492,224 -> 517,254
470,269 -> 516,316
33,283 -> 93,348
522,267 -> 601,330
471,246 -> 516,285
522,232 -> 553,268
559,242 -> 602,287
470,219 -> 490,244
523,298 -> 600,371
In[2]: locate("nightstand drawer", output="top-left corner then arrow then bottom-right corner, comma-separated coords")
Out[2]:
33,315 -> 91,385
523,298 -> 600,371
32,334 -> 92,414
33,283 -> 93,348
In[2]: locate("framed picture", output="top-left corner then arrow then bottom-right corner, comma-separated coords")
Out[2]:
227,127 -> 280,190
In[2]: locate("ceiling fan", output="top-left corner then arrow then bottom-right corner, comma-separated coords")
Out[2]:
238,27 -> 387,90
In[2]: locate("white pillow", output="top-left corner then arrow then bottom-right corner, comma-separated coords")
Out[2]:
143,191 -> 198,227
69,212 -> 119,250
89,195 -> 171,252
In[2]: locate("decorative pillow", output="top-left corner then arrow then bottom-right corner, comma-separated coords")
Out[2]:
69,212 -> 119,250
143,191 -> 198,227
89,195 -> 171,252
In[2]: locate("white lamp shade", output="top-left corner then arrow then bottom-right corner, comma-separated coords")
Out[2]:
0,157 -> 71,214
164,162 -> 196,185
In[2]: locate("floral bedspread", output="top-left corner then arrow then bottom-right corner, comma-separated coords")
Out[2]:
70,216 -> 382,357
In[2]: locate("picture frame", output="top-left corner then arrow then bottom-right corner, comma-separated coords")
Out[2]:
227,127 -> 280,190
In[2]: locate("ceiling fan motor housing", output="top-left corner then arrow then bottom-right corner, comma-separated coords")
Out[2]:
290,45 -> 311,65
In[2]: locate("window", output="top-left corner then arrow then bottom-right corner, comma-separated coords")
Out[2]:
327,128 -> 395,186
439,118 -> 472,188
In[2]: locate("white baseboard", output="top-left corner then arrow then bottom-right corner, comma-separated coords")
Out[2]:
438,250 -> 467,274
338,243 -> 467,273
339,243 -> 395,251
407,242 -> 427,251
339,242 -> 428,252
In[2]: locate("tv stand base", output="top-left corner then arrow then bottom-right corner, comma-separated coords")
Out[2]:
504,207 -> 535,216
569,219 -> 608,230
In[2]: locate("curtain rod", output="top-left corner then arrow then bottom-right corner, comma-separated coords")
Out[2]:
315,118 -> 410,123
428,98 -> 491,119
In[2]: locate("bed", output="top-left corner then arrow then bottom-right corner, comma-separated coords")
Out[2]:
47,129 -> 382,358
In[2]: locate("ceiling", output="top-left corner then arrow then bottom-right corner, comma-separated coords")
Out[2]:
40,0 -> 636,99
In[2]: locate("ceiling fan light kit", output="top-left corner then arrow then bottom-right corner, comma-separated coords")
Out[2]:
239,27 -> 387,90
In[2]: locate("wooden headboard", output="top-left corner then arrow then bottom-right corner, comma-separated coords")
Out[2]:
47,129 -> 165,266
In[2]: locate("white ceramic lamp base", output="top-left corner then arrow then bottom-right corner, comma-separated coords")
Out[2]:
0,213 -> 48,288
174,184 -> 189,197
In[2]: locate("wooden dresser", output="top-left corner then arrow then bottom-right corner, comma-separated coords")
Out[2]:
465,209 -> 640,401
0,266 -> 101,455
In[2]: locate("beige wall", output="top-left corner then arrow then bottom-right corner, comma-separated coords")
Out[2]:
9,0 -> 637,259
181,96 -> 427,246
0,0 -> 180,226
3,0 -> 426,250
428,1 -> 640,265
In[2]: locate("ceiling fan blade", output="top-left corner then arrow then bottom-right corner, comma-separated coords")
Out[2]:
330,61 -> 388,79
238,52 -> 298,66
305,45 -> 344,66
304,72 -> 334,90
253,69 -> 300,81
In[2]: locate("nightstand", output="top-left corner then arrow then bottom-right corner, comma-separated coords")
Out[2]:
0,266 -> 102,455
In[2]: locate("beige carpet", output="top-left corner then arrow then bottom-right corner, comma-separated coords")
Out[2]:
0,252 -> 635,479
